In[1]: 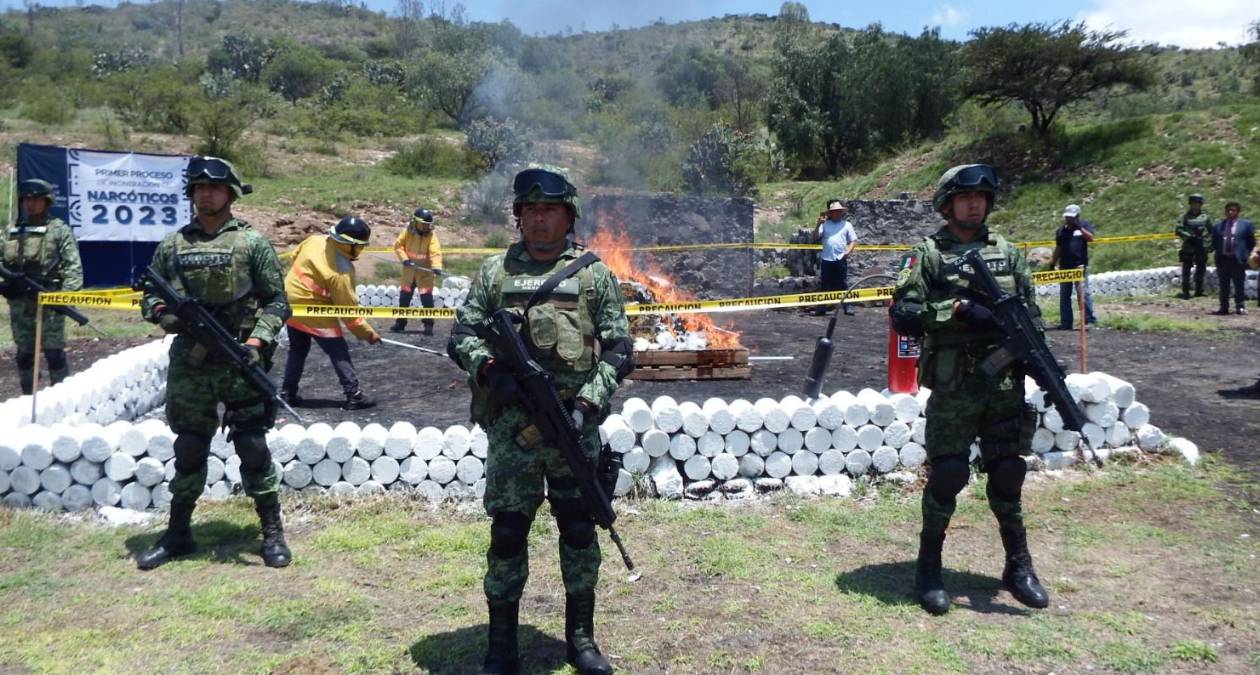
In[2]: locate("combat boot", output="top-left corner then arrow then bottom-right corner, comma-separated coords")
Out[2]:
479,599 -> 520,675
1000,526 -> 1049,608
137,501 -> 196,570
565,591 -> 613,675
421,320 -> 434,336
255,496 -> 292,568
915,530 -> 950,615
342,390 -> 376,410
389,319 -> 407,333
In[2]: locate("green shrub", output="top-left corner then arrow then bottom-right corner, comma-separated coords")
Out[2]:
19,84 -> 74,126
104,66 -> 199,133
383,138 -> 481,178
681,123 -> 759,196
264,46 -> 336,102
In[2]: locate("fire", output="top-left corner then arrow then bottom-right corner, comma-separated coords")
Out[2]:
586,227 -> 743,349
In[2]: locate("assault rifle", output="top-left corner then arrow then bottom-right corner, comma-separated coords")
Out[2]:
946,249 -> 1100,466
138,266 -> 304,424
475,308 -> 635,570
0,262 -> 91,326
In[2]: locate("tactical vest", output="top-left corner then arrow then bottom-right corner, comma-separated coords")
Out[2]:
3,220 -> 61,283
496,255 -> 597,373
171,223 -> 259,338
921,232 -> 1020,353
1180,213 -> 1211,248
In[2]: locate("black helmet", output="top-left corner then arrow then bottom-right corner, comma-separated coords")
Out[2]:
185,156 -> 252,199
329,216 -> 371,245
412,207 -> 435,223
1188,194 -> 1204,204
18,179 -> 55,201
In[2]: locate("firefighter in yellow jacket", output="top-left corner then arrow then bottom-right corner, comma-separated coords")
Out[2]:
390,207 -> 443,335
281,216 -> 381,410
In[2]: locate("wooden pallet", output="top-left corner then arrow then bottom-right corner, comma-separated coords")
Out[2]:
630,348 -> 751,380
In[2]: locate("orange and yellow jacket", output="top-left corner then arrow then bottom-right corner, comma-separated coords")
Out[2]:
284,234 -> 376,340
394,225 -> 443,293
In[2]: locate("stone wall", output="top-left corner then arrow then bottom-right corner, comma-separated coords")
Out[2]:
582,193 -> 755,300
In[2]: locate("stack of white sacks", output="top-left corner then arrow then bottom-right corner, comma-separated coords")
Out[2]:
1035,265 -> 1258,299
0,362 -> 1194,511
356,276 -> 471,309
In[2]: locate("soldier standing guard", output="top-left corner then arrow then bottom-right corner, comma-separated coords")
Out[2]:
1176,194 -> 1212,298
136,157 -> 293,570
891,164 -> 1050,615
2,179 -> 83,394
449,167 -> 634,675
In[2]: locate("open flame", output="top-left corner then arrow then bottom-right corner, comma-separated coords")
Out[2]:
586,227 -> 743,349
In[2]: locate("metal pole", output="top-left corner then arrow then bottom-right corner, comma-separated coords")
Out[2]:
1077,274 -> 1087,372
31,299 -> 44,421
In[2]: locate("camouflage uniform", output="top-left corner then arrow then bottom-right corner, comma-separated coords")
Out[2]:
1177,206 -> 1212,297
890,162 -> 1050,615
452,240 -> 629,602
140,218 -> 290,503
3,216 -> 83,392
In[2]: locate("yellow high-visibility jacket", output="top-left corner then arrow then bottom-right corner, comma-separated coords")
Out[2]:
394,226 -> 443,293
284,234 -> 375,340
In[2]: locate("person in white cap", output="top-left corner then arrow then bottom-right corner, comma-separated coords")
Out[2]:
812,199 -> 858,316
1048,204 -> 1096,329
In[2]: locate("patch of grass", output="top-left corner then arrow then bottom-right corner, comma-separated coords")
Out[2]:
1099,640 -> 1170,672
690,533 -> 780,578
1168,639 -> 1219,663
1098,313 -> 1218,333
0,304 -> 162,352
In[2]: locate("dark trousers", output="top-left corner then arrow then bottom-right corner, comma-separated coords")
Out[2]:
397,289 -> 435,329
1057,267 -> 1096,328
1217,256 -> 1246,310
1180,249 -> 1207,295
818,258 -> 850,314
282,329 -> 360,397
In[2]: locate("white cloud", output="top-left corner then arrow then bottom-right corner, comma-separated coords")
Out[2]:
929,4 -> 967,27
1079,0 -> 1255,48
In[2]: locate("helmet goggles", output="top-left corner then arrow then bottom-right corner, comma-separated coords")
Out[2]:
512,168 -> 576,199
187,157 -> 233,182
949,164 -> 998,191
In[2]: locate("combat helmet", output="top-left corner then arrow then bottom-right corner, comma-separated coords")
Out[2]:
1188,194 -> 1204,204
511,167 -> 581,220
185,156 -> 253,199
18,179 -> 56,202
932,164 -> 998,217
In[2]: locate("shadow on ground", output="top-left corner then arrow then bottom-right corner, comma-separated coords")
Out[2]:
835,560 -> 1029,616
410,624 -> 568,674
123,519 -> 264,567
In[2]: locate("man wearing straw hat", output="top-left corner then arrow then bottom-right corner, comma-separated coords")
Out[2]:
812,199 -> 858,316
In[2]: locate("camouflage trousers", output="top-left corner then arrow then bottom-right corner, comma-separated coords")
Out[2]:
922,369 -> 1035,534
165,341 -> 278,502
9,296 -> 70,390
482,406 -> 602,604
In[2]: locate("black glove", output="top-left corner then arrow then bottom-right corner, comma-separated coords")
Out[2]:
432,267 -> 443,276
402,259 -> 416,268
571,400 -> 594,430
243,344 -> 263,369
154,305 -> 183,333
481,360 -> 519,403
955,299 -> 997,329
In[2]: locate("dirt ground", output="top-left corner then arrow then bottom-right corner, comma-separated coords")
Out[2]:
5,295 -> 1257,492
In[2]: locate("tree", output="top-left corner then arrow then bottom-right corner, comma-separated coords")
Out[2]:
406,48 -> 495,126
778,2 -> 809,23
962,21 -> 1154,139
205,34 -> 280,84
394,0 -> 423,57
1242,21 -> 1260,90
682,123 -> 759,196
655,45 -> 723,107
263,46 -> 334,102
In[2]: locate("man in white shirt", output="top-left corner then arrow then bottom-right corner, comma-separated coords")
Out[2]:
813,199 -> 858,316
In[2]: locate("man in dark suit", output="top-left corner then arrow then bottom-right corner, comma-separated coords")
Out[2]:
1212,201 -> 1255,315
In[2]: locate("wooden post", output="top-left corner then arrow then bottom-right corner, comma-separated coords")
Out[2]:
1077,274 -> 1088,372
31,298 -> 44,421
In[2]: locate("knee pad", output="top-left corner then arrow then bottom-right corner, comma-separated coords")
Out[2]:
984,455 -> 1026,502
43,349 -> 67,370
173,433 -> 212,474
489,511 -> 531,559
552,498 -> 596,549
927,456 -> 970,503
233,432 -> 271,473
15,352 -> 35,369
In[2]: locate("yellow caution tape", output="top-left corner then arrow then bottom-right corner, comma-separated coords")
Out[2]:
289,304 -> 456,320
1031,268 -> 1087,284
38,291 -> 143,309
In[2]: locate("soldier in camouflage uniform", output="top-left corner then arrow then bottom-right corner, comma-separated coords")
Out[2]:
135,157 -> 293,571
449,168 -> 633,675
1176,194 -> 1212,298
2,179 -> 83,394
891,164 -> 1050,615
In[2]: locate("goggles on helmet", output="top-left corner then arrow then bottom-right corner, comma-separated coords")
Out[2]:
187,157 -> 234,182
949,164 -> 998,191
512,168 -> 575,199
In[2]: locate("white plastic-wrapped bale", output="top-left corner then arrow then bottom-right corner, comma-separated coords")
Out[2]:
104,453 -> 137,482
818,449 -> 847,475
871,446 -> 900,473
888,393 -> 921,423
386,422 -> 418,459
120,482 -> 151,510
144,424 -> 176,462
811,396 -> 843,430
428,457 -> 458,485
613,469 -> 633,498
32,491 -> 63,511
296,423 -> 333,465
1167,437 -> 1200,465
134,457 -> 165,487
20,434 -> 53,472
1096,372 -> 1136,408
118,424 -> 148,457
38,463 -> 72,494
205,456 -> 226,485
4,493 -> 32,508
443,425 -> 473,459
1031,428 -> 1056,454
415,480 -> 444,501
764,451 -> 792,479
601,416 -> 636,454
650,455 -> 684,499
358,480 -> 386,496
1066,373 -> 1110,403
710,453 -> 739,480
754,398 -> 790,433
845,449 -> 872,476
696,431 -> 724,458
1081,423 -> 1106,449
855,425 -> 884,452
49,426 -> 82,464
343,457 -> 372,486
1043,451 -> 1077,471
1042,408 -> 1065,434
327,422 -> 362,462
414,426 -> 445,461
470,426 -> 489,459
359,423 -> 389,459
1105,422 -> 1131,447
911,418 -> 926,445
209,432 -> 233,460
81,425 -> 116,464
399,457 -> 428,485
268,424 -> 303,464
857,389 -> 896,427
329,481 -> 356,497
729,399 -> 763,433
781,395 -> 817,431
1085,401 -> 1120,427
750,429 -> 777,457
702,398 -> 736,435
651,396 -> 684,433
456,456 -> 484,485
804,427 -> 832,454
683,455 -> 711,481
899,442 -> 927,469
623,447 -> 650,474
668,433 -> 696,461
621,398 -> 655,433
641,429 -> 671,458
283,460 -> 313,489
882,421 -> 911,449
1136,424 -> 1165,451
1054,430 -> 1081,452
679,401 -> 708,437
831,425 -> 859,453
62,484 -> 94,511
312,458 -> 342,487
371,456 -> 401,485
831,391 -> 869,428
1122,403 -> 1150,429
91,477 -> 122,506
791,450 -> 819,476
224,456 -> 242,485
777,428 -> 804,455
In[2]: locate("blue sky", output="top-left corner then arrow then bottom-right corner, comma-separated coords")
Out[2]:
1,0 -> 1253,47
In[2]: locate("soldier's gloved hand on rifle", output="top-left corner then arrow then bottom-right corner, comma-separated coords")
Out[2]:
480,360 -> 519,402
153,304 -> 184,334
570,399 -> 595,430
243,341 -> 264,368
953,298 -> 997,330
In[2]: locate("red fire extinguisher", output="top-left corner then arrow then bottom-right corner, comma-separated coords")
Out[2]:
887,317 -> 919,394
